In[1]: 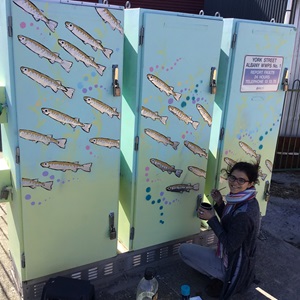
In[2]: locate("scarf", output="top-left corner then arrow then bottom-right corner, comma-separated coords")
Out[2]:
216,187 -> 257,267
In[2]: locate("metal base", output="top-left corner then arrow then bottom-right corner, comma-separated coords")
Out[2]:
12,230 -> 217,300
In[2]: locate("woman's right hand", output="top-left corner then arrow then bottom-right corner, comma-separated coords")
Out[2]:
210,189 -> 223,206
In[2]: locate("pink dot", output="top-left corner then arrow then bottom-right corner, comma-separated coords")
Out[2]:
182,134 -> 185,139
90,151 -> 92,155
20,22 -> 26,29
166,69 -> 169,71
86,145 -> 90,150
162,66 -> 164,69
145,166 -> 149,171
146,178 -> 150,182
30,22 -> 34,26
149,67 -> 154,72
156,65 -> 159,69
145,173 -> 148,176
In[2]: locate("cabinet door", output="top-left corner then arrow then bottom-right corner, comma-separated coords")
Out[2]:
132,12 -> 223,250
216,21 -> 296,215
11,0 -> 123,280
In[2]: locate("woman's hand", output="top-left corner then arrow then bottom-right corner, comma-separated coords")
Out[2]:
210,188 -> 223,206
197,207 -> 215,220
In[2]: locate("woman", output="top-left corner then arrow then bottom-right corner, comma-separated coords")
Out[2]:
179,162 -> 261,299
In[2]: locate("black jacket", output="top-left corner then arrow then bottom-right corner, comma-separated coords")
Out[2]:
208,198 -> 260,300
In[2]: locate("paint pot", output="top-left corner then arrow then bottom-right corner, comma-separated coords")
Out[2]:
200,202 -> 213,210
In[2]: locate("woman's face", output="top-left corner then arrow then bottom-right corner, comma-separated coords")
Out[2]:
228,169 -> 253,194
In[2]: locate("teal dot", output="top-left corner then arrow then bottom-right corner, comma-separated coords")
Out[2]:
194,89 -> 198,93
181,102 -> 187,108
146,187 -> 151,193
157,199 -> 161,203
270,128 -> 272,131
192,96 -> 195,100
265,131 -> 268,135
160,212 -> 164,216
186,96 -> 190,100
259,136 -> 263,141
160,220 -> 165,224
259,144 -> 263,150
159,206 -> 163,210
196,84 -> 199,87
151,200 -> 155,204
146,195 -> 151,201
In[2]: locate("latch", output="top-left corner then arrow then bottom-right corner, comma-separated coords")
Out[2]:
112,65 -> 121,97
210,67 -> 217,94
263,180 -> 270,202
109,212 -> 117,240
0,186 -> 12,202
281,68 -> 289,91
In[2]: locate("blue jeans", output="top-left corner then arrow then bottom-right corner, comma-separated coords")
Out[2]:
179,243 -> 226,281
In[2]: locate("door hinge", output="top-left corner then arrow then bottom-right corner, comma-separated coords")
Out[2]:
219,127 -> 225,141
21,252 -> 25,268
134,136 -> 139,151
16,147 -> 20,164
139,26 -> 144,45
231,33 -> 237,49
7,16 -> 13,37
130,227 -> 135,240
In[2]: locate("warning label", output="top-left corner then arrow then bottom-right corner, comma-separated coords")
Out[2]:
241,55 -> 283,92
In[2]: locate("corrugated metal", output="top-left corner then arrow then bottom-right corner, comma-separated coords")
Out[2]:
204,0 -> 288,22
79,0 -> 205,15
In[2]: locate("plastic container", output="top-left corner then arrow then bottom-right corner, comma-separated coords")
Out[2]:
136,267 -> 158,300
181,284 -> 190,299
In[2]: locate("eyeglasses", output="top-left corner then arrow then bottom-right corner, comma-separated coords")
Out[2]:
228,175 -> 249,185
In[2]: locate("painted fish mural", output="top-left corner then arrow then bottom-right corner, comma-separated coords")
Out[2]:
18,35 -> 73,72
58,39 -> 106,76
196,104 -> 212,127
13,0 -> 58,32
150,158 -> 183,178
224,157 -> 237,168
258,169 -> 268,181
141,106 -> 168,125
239,141 -> 261,163
144,128 -> 180,150
65,21 -> 113,58
166,183 -> 199,193
95,8 -> 124,34
83,96 -> 120,119
147,74 -> 181,101
184,140 -> 208,159
40,161 -> 92,172
22,178 -> 53,191
20,66 -> 75,98
41,108 -> 92,133
168,106 -> 199,130
187,166 -> 206,178
265,159 -> 273,172
89,137 -> 120,149
19,129 -> 67,149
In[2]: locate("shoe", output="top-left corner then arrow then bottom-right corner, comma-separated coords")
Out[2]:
205,278 -> 224,298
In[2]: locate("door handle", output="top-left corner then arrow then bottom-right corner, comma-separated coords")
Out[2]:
112,65 -> 121,97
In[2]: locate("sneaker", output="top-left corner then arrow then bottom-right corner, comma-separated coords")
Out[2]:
205,278 -> 224,298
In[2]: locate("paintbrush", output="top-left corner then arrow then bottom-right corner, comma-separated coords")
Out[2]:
206,186 -> 226,197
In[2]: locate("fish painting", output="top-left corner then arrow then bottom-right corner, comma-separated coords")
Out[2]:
19,129 -> 67,149
65,22 -> 113,58
239,141 -> 261,163
166,183 -> 199,193
196,104 -> 212,127
150,158 -> 183,178
258,169 -> 268,181
58,39 -> 106,76
147,74 -> 181,101
95,8 -> 124,34
89,137 -> 120,149
144,128 -> 180,150
13,0 -> 58,32
224,157 -> 237,168
141,106 -> 168,125
40,161 -> 92,172
20,66 -> 75,98
22,178 -> 53,191
187,166 -> 206,178
18,35 -> 73,72
168,106 -> 199,130
41,108 -> 92,133
83,96 -> 120,119
265,159 -> 273,172
184,141 -> 208,159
